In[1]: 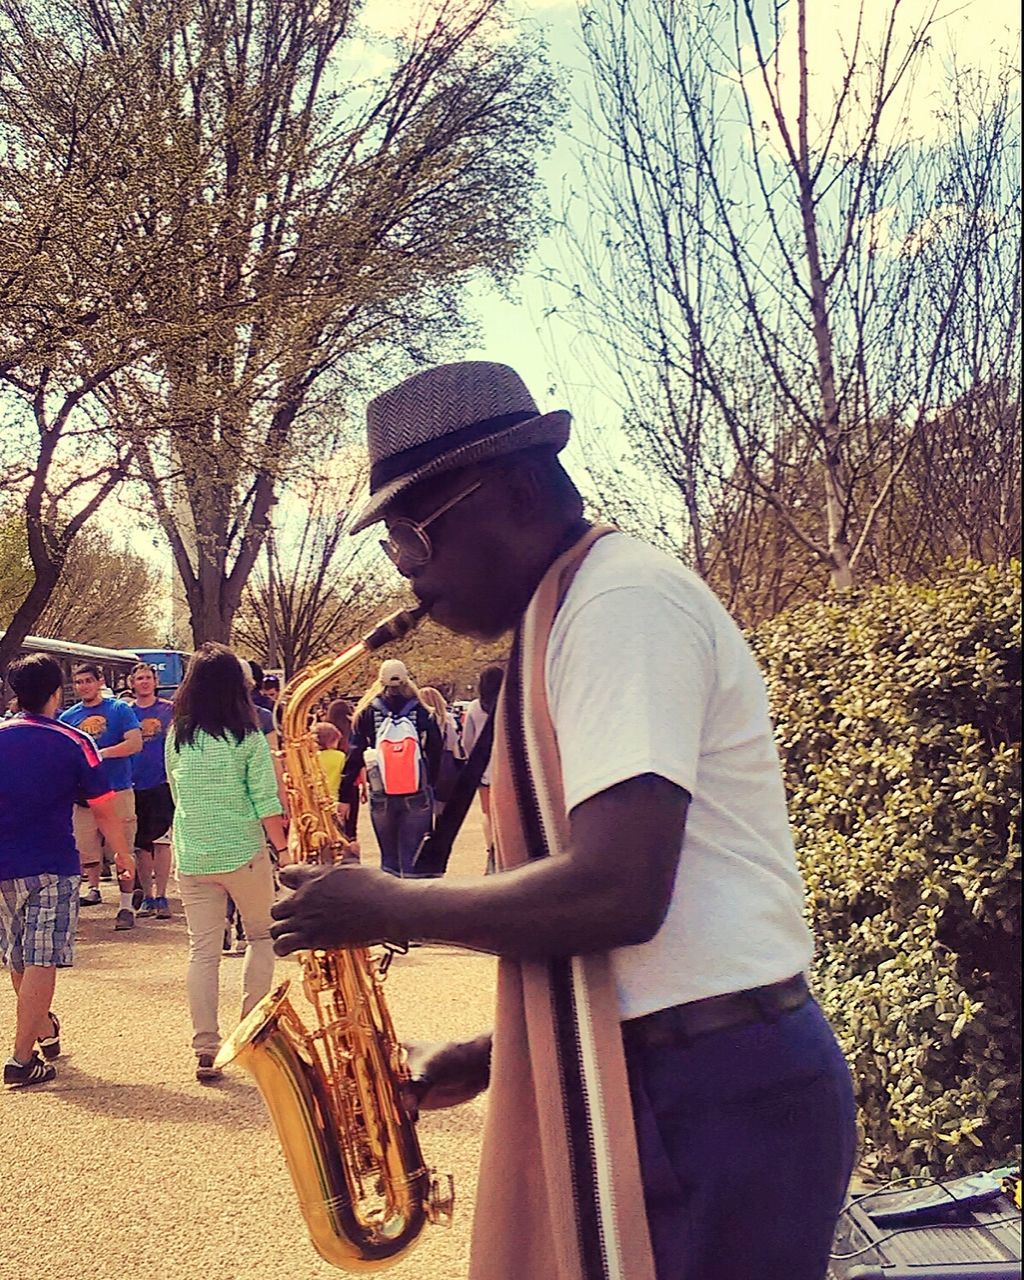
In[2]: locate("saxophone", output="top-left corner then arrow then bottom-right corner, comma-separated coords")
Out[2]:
215,604 -> 455,1272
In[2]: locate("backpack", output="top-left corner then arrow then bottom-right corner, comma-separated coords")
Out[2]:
371,697 -> 426,796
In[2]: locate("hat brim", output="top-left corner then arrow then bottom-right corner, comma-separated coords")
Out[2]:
348,409 -> 571,535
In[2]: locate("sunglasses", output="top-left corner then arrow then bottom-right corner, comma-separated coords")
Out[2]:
379,478 -> 483,574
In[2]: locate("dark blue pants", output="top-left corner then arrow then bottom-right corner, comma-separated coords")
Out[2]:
369,791 -> 434,877
625,997 -> 857,1280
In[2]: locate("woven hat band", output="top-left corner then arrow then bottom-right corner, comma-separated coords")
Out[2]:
369,410 -> 536,492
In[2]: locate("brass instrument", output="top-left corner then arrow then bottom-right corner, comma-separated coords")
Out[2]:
215,604 -> 454,1272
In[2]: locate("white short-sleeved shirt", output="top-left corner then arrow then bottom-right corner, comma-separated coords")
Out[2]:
462,700 -> 492,785
546,533 -> 813,1019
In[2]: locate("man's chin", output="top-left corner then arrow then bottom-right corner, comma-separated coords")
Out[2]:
427,596 -> 510,641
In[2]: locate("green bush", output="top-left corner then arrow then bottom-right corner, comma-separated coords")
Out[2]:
751,561 -> 1021,1177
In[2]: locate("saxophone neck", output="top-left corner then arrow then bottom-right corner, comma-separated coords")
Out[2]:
362,602 -> 430,652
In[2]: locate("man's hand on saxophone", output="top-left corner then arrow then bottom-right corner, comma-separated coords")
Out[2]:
271,862 -> 404,952
401,1033 -> 493,1118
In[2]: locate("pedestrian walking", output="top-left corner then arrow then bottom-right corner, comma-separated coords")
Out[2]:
337,660 -> 442,877
127,663 -> 175,920
460,665 -> 503,872
165,643 -> 288,1082
59,662 -> 142,927
1,655 -> 136,1087
271,361 -> 857,1280
325,698 -> 361,841
418,685 -> 465,819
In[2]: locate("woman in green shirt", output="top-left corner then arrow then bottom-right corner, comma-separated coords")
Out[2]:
165,644 -> 288,1082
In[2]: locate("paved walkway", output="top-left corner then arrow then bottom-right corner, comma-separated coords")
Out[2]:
1,806 -> 497,1280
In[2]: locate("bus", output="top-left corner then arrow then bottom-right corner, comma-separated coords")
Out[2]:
0,633 -> 143,705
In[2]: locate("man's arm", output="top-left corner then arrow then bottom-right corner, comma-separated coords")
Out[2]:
89,793 -> 135,877
272,773 -> 688,959
100,727 -> 142,760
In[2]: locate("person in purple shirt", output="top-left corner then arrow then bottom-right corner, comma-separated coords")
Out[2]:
0,655 -> 135,1088
127,663 -> 175,920
60,661 -> 142,925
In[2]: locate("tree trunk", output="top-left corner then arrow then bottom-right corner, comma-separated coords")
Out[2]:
0,560 -> 63,676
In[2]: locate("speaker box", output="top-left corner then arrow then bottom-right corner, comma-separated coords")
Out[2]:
827,1173 -> 1021,1280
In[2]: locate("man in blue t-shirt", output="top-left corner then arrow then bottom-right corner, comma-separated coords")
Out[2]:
59,662 -> 142,926
0,654 -> 136,1087
126,663 -> 175,920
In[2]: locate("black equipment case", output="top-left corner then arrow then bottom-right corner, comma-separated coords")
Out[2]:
827,1170 -> 1021,1280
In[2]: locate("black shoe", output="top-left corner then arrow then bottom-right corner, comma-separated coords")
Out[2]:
4,1053 -> 56,1088
196,1054 -> 222,1083
114,908 -> 136,931
79,887 -> 102,907
37,1012 -> 61,1061
100,865 -> 113,881
132,887 -> 145,911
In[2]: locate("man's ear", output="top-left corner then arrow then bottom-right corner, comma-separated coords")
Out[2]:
503,457 -> 545,517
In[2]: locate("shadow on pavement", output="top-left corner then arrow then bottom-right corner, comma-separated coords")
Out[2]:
46,1059 -> 267,1125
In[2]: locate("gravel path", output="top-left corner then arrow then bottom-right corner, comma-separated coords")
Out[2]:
1,806 -> 497,1280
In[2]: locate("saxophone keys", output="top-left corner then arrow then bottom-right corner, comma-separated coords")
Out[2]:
426,1171 -> 456,1227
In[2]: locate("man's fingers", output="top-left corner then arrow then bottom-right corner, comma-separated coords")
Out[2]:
278,863 -> 323,890
271,928 -> 305,956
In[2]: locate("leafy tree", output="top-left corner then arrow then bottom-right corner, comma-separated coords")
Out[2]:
0,513 -> 163,648
0,0 -> 560,655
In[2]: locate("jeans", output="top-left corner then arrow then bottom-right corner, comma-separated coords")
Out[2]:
369,791 -> 434,877
625,997 -> 857,1280
177,848 -> 277,1056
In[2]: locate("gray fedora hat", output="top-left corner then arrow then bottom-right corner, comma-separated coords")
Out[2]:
348,361 -> 571,534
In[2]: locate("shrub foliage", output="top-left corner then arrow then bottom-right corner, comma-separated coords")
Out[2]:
751,561 -> 1021,1176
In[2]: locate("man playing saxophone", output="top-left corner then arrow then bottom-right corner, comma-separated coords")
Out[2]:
270,361 -> 857,1280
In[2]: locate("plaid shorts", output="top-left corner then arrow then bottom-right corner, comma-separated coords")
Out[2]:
0,874 -> 79,970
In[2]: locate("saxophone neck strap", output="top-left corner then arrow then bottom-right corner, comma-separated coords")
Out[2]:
412,713 -> 494,875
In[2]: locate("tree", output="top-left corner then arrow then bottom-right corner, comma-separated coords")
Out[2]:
0,512 -> 163,648
553,0 -> 1020,599
1,0 -> 561,650
232,470 -> 384,678
0,0 -> 224,671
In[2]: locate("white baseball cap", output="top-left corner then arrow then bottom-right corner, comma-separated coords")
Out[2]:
379,659 -> 409,685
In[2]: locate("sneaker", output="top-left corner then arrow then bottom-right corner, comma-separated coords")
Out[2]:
136,897 -> 157,917
4,1053 -> 56,1088
154,897 -> 172,919
79,887 -> 102,907
195,1054 -> 222,1083
100,865 -> 113,882
132,887 -> 146,911
114,908 -> 135,931
37,1013 -> 61,1061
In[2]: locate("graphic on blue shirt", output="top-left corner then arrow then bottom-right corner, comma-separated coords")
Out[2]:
0,715 -> 112,880
59,697 -> 141,792
130,698 -> 174,791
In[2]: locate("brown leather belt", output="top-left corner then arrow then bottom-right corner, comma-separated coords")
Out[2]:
621,973 -> 810,1050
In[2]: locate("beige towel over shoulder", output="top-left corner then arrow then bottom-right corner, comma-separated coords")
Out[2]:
469,525 -> 656,1280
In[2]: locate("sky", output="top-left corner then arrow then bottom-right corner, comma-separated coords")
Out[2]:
356,0 -> 1018,417
128,0 -> 1018,636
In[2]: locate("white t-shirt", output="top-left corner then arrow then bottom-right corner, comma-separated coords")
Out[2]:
462,699 -> 492,785
545,533 -> 813,1019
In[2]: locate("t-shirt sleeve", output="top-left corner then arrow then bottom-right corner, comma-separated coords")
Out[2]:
547,584 -> 714,814
115,701 -> 142,736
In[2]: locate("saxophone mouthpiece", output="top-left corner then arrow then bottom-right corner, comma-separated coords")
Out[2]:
364,601 -> 430,651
